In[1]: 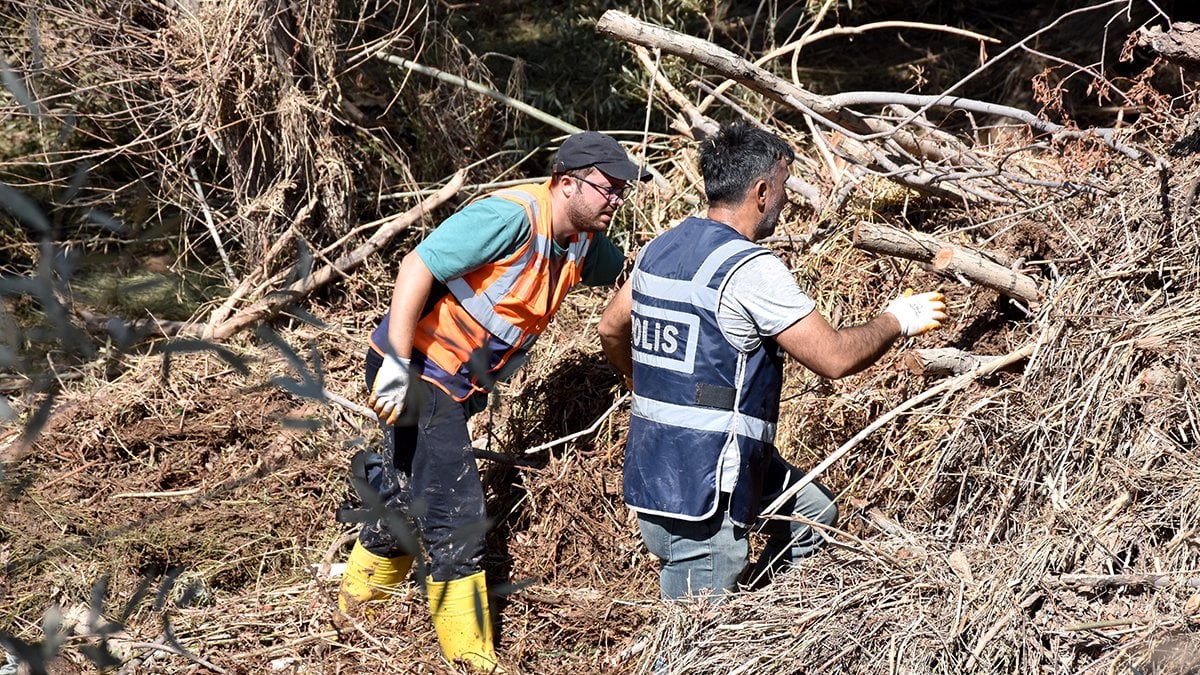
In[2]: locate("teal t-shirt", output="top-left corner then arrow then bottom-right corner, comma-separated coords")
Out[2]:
414,195 -> 623,285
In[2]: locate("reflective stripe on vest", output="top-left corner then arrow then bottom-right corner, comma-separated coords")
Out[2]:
631,395 -> 776,442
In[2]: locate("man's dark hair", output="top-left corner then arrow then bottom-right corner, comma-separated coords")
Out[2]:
699,123 -> 795,206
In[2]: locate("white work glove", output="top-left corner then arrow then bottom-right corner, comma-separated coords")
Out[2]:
369,354 -> 411,425
884,291 -> 947,337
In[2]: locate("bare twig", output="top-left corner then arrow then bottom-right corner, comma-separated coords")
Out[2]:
189,166 -> 236,282
759,342 -> 1037,521
523,393 -> 628,454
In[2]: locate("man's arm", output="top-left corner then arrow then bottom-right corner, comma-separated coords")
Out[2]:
774,291 -> 947,380
383,249 -> 436,358
370,249 -> 436,424
598,279 -> 634,379
774,311 -> 900,380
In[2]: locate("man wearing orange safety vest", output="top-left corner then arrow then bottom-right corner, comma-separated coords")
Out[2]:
337,131 -> 649,671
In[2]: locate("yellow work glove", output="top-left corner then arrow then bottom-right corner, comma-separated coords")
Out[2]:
884,291 -> 947,337
369,353 -> 411,425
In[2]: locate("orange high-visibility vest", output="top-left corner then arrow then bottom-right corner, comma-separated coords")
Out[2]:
410,182 -> 593,401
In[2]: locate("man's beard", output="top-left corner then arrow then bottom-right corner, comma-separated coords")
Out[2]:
753,203 -> 783,240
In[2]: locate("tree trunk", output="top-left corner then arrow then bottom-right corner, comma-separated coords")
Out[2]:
853,221 -> 1041,305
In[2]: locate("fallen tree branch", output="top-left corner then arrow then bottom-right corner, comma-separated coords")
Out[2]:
1137,22 -> 1200,67
853,221 -> 1042,304
759,341 -> 1037,521
903,348 -> 1004,376
203,170 -> 467,340
596,10 -> 985,202
599,8 -> 1162,208
830,91 -> 1143,161
596,11 -> 862,131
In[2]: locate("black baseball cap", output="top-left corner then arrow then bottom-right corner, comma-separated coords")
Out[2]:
553,131 -> 652,182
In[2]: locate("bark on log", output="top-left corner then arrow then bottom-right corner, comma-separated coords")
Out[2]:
1137,22 -> 1200,66
903,348 -> 1003,376
853,221 -> 1041,304
203,170 -> 467,340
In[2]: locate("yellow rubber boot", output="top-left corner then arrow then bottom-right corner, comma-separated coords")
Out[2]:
427,571 -> 504,673
337,541 -> 413,613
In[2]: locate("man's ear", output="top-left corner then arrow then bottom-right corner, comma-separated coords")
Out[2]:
754,178 -> 770,208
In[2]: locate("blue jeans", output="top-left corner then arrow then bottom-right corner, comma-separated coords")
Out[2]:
636,456 -> 837,600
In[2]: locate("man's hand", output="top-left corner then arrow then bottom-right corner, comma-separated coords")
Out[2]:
370,354 -> 411,425
884,291 -> 947,337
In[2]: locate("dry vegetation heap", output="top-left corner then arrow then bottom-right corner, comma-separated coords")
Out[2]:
2,2 -> 1200,674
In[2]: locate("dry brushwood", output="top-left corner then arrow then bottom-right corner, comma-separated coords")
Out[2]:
6,2 -> 1200,675
0,0 -> 505,345
598,8 -> 1158,210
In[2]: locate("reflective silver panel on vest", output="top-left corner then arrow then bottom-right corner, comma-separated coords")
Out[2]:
447,276 -> 526,346
631,395 -> 776,443
632,271 -> 718,311
630,239 -> 759,311
694,239 -> 761,287
630,301 -> 699,373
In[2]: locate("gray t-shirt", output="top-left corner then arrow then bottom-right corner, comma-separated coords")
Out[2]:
716,252 -> 816,491
717,253 -> 816,348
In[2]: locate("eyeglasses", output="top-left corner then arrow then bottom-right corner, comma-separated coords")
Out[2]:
574,175 -> 632,202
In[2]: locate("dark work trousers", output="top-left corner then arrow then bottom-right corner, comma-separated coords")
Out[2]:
357,349 -> 488,581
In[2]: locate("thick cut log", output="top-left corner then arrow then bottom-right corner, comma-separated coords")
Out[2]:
853,221 -> 1041,304
903,348 -> 1003,376
1137,22 -> 1200,66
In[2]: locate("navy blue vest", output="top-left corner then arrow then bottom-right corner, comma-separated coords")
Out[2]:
623,217 -> 784,527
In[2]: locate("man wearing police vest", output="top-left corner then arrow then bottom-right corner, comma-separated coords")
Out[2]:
599,123 -> 947,601
339,131 -> 649,670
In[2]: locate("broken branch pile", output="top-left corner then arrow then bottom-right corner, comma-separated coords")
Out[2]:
591,8 -> 1200,673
